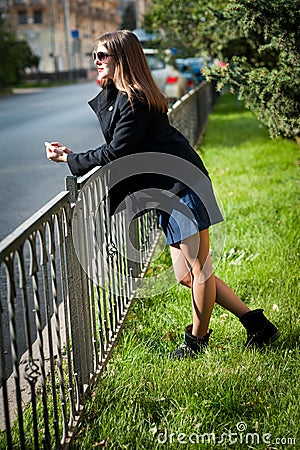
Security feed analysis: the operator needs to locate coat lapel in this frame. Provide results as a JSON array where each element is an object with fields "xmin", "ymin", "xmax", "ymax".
[{"xmin": 88, "ymin": 87, "xmax": 120, "ymax": 143}]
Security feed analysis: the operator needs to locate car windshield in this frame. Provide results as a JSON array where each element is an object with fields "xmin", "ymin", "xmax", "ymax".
[{"xmin": 145, "ymin": 55, "xmax": 165, "ymax": 70}]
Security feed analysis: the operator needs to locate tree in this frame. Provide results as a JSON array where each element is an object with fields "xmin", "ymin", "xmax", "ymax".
[
  {"xmin": 144, "ymin": 0, "xmax": 228, "ymax": 58},
  {"xmin": 0, "ymin": 18, "xmax": 40, "ymax": 88},
  {"xmin": 120, "ymin": 1, "xmax": 137, "ymax": 31},
  {"xmin": 145, "ymin": 0, "xmax": 300, "ymax": 139}
]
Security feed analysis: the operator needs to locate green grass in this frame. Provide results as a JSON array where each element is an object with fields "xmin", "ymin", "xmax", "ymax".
[{"xmin": 72, "ymin": 94, "xmax": 300, "ymax": 449}]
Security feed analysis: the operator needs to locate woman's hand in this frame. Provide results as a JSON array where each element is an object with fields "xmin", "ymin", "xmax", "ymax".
[{"xmin": 45, "ymin": 141, "xmax": 73, "ymax": 163}]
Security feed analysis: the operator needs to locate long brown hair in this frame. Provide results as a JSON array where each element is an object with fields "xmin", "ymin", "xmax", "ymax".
[{"xmin": 96, "ymin": 30, "xmax": 168, "ymax": 113}]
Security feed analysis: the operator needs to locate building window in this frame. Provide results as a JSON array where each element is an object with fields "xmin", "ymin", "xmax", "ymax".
[
  {"xmin": 33, "ymin": 10, "xmax": 42, "ymax": 24},
  {"xmin": 18, "ymin": 11, "xmax": 27, "ymax": 25}
]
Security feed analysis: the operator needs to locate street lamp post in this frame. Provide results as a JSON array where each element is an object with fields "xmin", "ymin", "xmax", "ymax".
[
  {"xmin": 49, "ymin": 0, "xmax": 58, "ymax": 73},
  {"xmin": 62, "ymin": 0, "xmax": 73, "ymax": 79}
]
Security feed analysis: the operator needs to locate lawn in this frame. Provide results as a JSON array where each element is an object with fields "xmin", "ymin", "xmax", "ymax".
[{"xmin": 72, "ymin": 94, "xmax": 300, "ymax": 449}]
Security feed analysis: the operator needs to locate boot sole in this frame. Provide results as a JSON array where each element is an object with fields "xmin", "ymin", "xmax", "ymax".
[
  {"xmin": 245, "ymin": 330, "xmax": 281, "ymax": 348},
  {"xmin": 267, "ymin": 330, "xmax": 281, "ymax": 344}
]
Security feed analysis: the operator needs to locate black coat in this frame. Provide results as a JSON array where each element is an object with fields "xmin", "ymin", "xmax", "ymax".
[{"xmin": 67, "ymin": 84, "xmax": 210, "ymax": 215}]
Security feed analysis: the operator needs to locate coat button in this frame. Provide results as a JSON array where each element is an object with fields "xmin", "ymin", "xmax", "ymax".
[{"xmin": 108, "ymin": 105, "xmax": 114, "ymax": 111}]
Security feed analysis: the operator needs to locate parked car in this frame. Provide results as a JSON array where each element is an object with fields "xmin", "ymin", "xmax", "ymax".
[
  {"xmin": 96, "ymin": 49, "xmax": 188, "ymax": 104},
  {"xmin": 184, "ymin": 57, "xmax": 206, "ymax": 83},
  {"xmin": 175, "ymin": 59, "xmax": 200, "ymax": 91},
  {"xmin": 182, "ymin": 57, "xmax": 226, "ymax": 83},
  {"xmin": 143, "ymin": 49, "xmax": 188, "ymax": 104}
]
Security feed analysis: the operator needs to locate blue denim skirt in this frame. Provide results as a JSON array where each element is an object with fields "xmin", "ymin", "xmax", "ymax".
[{"xmin": 157, "ymin": 187, "xmax": 223, "ymax": 245}]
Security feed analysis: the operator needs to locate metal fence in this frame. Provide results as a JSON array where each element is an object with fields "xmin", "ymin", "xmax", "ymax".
[{"xmin": 0, "ymin": 81, "xmax": 216, "ymax": 449}]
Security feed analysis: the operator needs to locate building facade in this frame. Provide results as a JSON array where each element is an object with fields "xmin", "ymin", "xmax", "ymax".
[
  {"xmin": 135, "ymin": 0, "xmax": 150, "ymax": 28},
  {"xmin": 0, "ymin": 0, "xmax": 121, "ymax": 72}
]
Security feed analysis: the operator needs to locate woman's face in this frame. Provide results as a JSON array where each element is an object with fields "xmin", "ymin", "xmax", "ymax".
[{"xmin": 94, "ymin": 43, "xmax": 115, "ymax": 83}]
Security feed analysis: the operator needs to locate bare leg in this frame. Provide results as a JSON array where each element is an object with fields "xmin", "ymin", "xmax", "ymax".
[
  {"xmin": 170, "ymin": 245, "xmax": 250, "ymax": 319},
  {"xmin": 171, "ymin": 230, "xmax": 215, "ymax": 338},
  {"xmin": 214, "ymin": 276, "xmax": 250, "ymax": 318},
  {"xmin": 170, "ymin": 241, "xmax": 279, "ymax": 349}
]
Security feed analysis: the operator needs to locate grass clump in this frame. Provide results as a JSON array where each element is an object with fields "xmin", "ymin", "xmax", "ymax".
[{"xmin": 72, "ymin": 94, "xmax": 299, "ymax": 449}]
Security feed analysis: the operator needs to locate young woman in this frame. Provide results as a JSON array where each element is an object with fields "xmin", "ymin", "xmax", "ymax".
[{"xmin": 46, "ymin": 30, "xmax": 280, "ymax": 359}]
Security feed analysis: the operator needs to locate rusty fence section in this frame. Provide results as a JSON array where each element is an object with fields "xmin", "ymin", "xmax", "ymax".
[{"xmin": 0, "ymin": 81, "xmax": 216, "ymax": 449}]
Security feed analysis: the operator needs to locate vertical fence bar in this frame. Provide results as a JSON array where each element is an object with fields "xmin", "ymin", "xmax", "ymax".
[
  {"xmin": 64, "ymin": 177, "xmax": 83, "ymax": 398},
  {"xmin": 6, "ymin": 257, "xmax": 26, "ymax": 449},
  {"xmin": 49, "ymin": 217, "xmax": 68, "ymax": 445},
  {"xmin": 39, "ymin": 225, "xmax": 60, "ymax": 448},
  {"xmin": 103, "ymin": 172, "xmax": 115, "ymax": 337},
  {"xmin": 93, "ymin": 178, "xmax": 105, "ymax": 361},
  {"xmin": 17, "ymin": 247, "xmax": 41, "ymax": 449},
  {"xmin": 30, "ymin": 235, "xmax": 52, "ymax": 449},
  {"xmin": 99, "ymin": 175, "xmax": 110, "ymax": 350},
  {"xmin": 87, "ymin": 186, "xmax": 100, "ymax": 372},
  {"xmin": 0, "ymin": 289, "xmax": 12, "ymax": 449},
  {"xmin": 78, "ymin": 191, "xmax": 93, "ymax": 382},
  {"xmin": 126, "ymin": 214, "xmax": 140, "ymax": 294},
  {"xmin": 57, "ymin": 208, "xmax": 76, "ymax": 428},
  {"xmin": 110, "ymin": 215, "xmax": 119, "ymax": 327}
]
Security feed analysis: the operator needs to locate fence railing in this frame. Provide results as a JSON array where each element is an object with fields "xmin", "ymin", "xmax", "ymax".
[{"xmin": 0, "ymin": 81, "xmax": 216, "ymax": 449}]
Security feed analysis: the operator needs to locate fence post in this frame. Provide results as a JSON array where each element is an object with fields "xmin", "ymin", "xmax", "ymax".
[
  {"xmin": 64, "ymin": 177, "xmax": 92, "ymax": 394},
  {"xmin": 125, "ymin": 214, "xmax": 140, "ymax": 296},
  {"xmin": 66, "ymin": 176, "xmax": 78, "ymax": 205}
]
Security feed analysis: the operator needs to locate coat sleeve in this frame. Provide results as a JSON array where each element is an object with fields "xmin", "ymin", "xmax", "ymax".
[{"xmin": 67, "ymin": 94, "xmax": 153, "ymax": 177}]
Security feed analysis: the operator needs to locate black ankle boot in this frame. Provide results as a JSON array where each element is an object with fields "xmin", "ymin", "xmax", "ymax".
[
  {"xmin": 239, "ymin": 309, "xmax": 280, "ymax": 348},
  {"xmin": 170, "ymin": 325, "xmax": 212, "ymax": 360}
]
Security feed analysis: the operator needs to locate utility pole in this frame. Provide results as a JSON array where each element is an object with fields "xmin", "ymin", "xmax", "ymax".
[
  {"xmin": 49, "ymin": 0, "xmax": 57, "ymax": 73},
  {"xmin": 62, "ymin": 0, "xmax": 73, "ymax": 79}
]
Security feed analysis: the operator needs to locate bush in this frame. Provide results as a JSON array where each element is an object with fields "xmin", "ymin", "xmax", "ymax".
[
  {"xmin": 0, "ymin": 18, "xmax": 40, "ymax": 88},
  {"xmin": 145, "ymin": 0, "xmax": 300, "ymax": 139}
]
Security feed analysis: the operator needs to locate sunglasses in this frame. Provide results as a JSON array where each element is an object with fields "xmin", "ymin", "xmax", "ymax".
[{"xmin": 92, "ymin": 51, "xmax": 113, "ymax": 63}]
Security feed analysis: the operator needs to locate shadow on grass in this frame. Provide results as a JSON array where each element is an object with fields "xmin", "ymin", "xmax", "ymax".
[
  {"xmin": 206, "ymin": 114, "xmax": 269, "ymax": 149},
  {"xmin": 275, "ymin": 331, "xmax": 300, "ymax": 350},
  {"xmin": 203, "ymin": 93, "xmax": 270, "ymax": 149},
  {"xmin": 213, "ymin": 94, "xmax": 245, "ymax": 114}
]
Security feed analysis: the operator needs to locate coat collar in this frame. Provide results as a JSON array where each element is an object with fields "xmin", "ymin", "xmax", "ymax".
[{"xmin": 88, "ymin": 81, "xmax": 119, "ymax": 115}]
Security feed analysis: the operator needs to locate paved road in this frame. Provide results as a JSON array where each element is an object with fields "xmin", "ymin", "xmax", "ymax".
[
  {"xmin": 0, "ymin": 81, "xmax": 106, "ymax": 384},
  {"xmin": 0, "ymin": 81, "xmax": 105, "ymax": 241}
]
